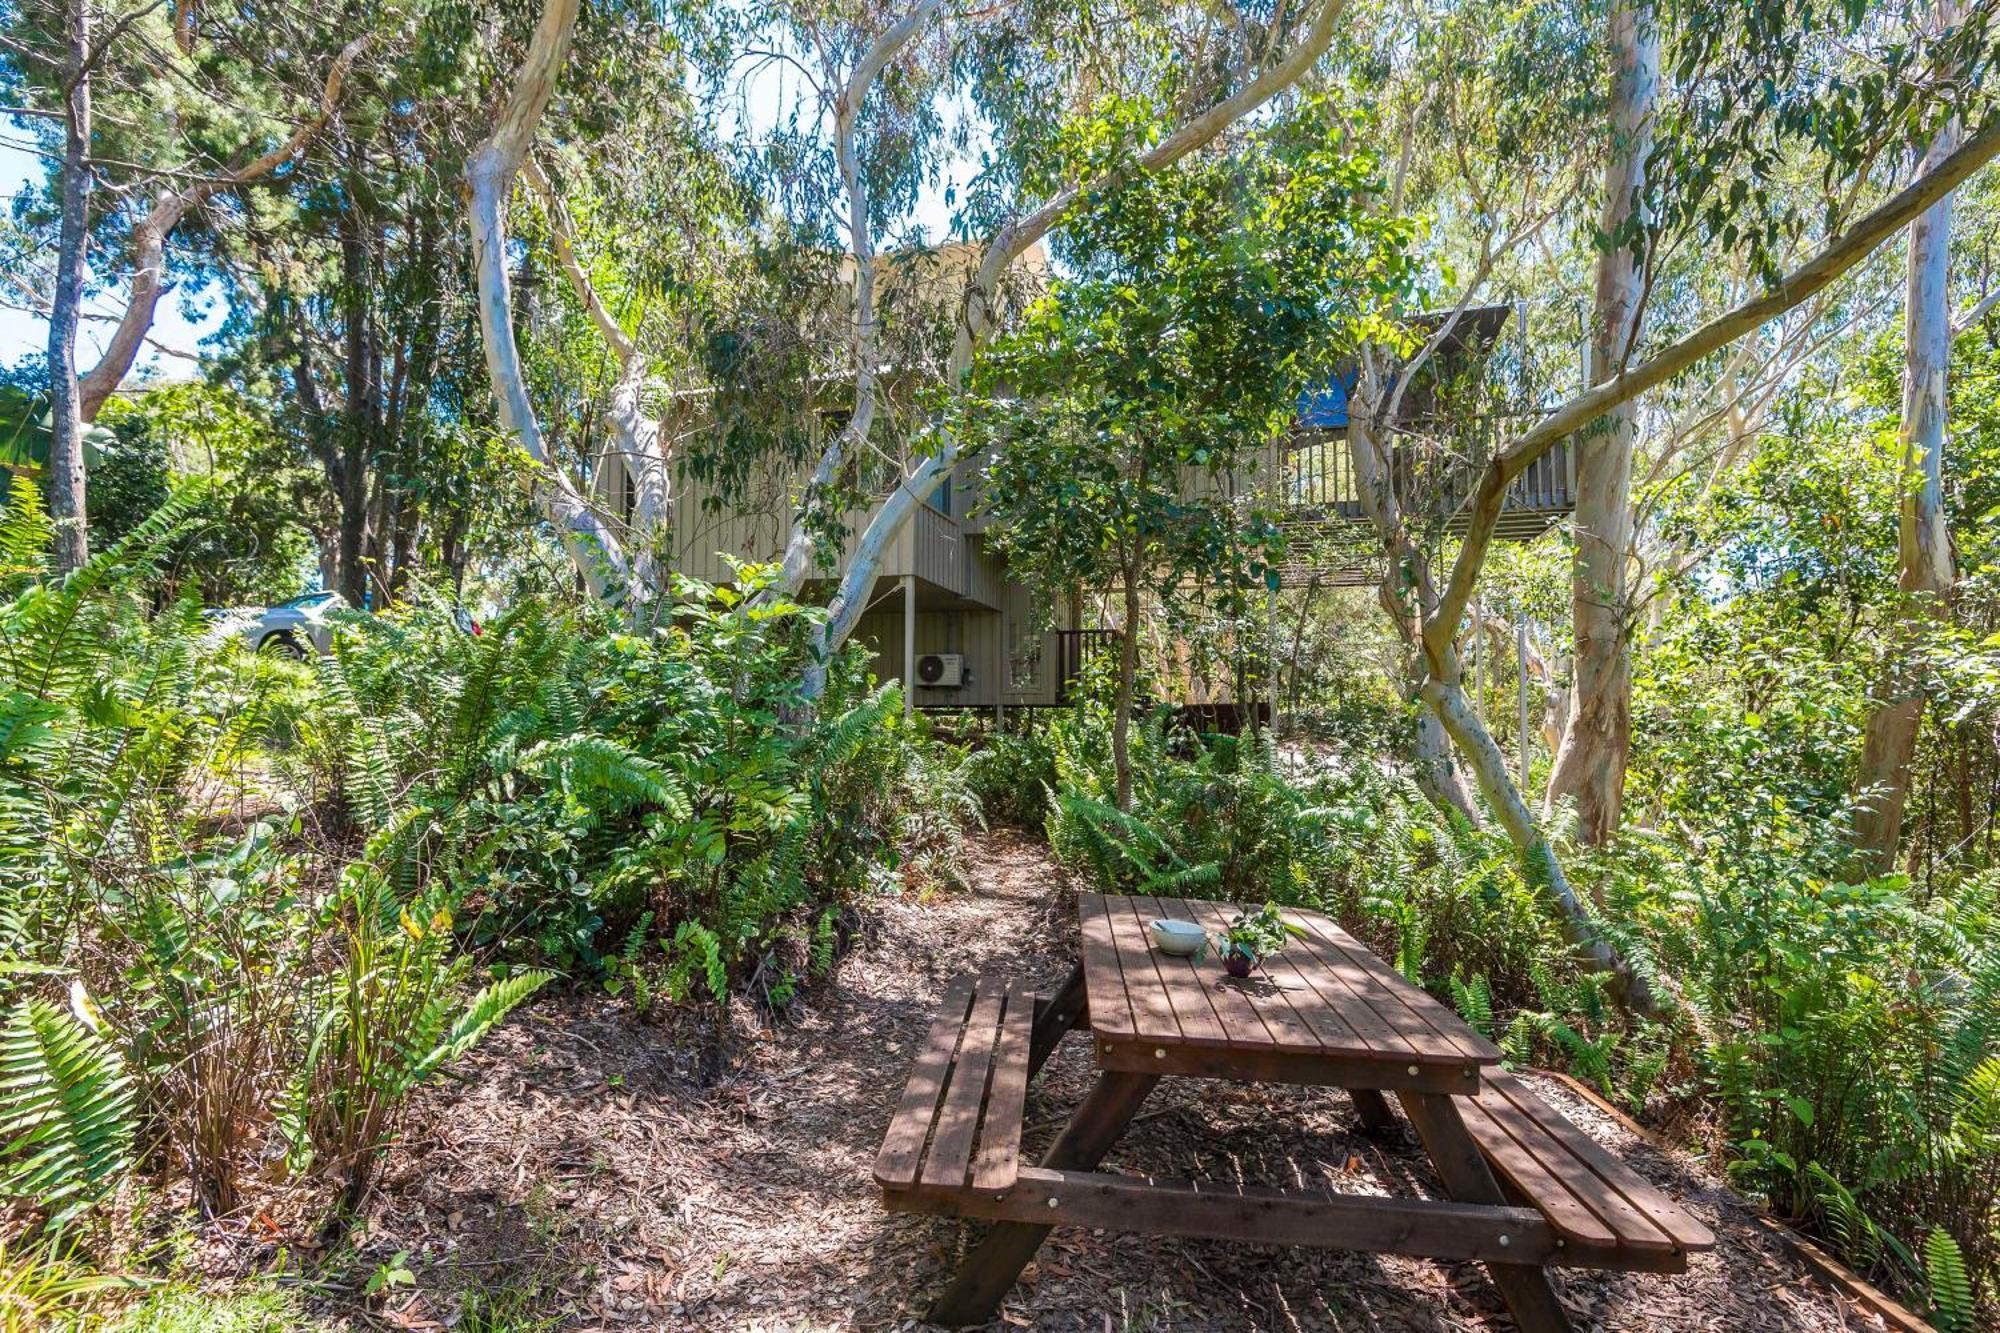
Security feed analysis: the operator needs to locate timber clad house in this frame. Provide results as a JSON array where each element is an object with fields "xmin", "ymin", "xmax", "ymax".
[{"xmin": 595, "ymin": 289, "xmax": 1576, "ymax": 717}]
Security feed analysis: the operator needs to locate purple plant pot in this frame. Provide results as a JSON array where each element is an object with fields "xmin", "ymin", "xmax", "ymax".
[{"xmin": 1223, "ymin": 952, "xmax": 1254, "ymax": 979}]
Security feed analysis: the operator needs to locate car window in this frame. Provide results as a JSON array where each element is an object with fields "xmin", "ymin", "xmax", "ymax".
[{"xmin": 276, "ymin": 591, "xmax": 336, "ymax": 610}]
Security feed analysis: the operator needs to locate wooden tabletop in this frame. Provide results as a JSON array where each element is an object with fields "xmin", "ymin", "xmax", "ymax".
[{"xmin": 1079, "ymin": 892, "xmax": 1501, "ymax": 1090}]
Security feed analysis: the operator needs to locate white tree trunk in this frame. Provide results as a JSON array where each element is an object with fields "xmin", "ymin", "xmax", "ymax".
[
  {"xmin": 46, "ymin": 0, "xmax": 91, "ymax": 574},
  {"xmin": 1853, "ymin": 72, "xmax": 1962, "ymax": 872},
  {"xmin": 1545, "ymin": 0, "xmax": 1656, "ymax": 846},
  {"xmin": 465, "ymin": 0, "xmax": 635, "ymax": 605},
  {"xmin": 772, "ymin": 2, "xmax": 944, "ymax": 599},
  {"xmin": 1345, "ymin": 367, "xmax": 1483, "ymax": 823},
  {"xmin": 525, "ymin": 160, "xmax": 674, "ymax": 607},
  {"xmin": 1345, "ymin": 365, "xmax": 1658, "ymax": 1006},
  {"xmin": 800, "ymin": 0, "xmax": 1347, "ymax": 703}
]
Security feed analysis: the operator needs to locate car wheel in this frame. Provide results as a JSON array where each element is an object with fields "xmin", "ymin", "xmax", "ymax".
[{"xmin": 259, "ymin": 631, "xmax": 307, "ymax": 660}]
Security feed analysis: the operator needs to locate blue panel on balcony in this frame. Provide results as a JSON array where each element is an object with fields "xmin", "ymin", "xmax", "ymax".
[{"xmin": 1296, "ymin": 368, "xmax": 1359, "ymax": 429}]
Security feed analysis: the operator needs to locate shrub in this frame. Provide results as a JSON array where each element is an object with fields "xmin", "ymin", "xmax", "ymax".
[{"xmin": 311, "ymin": 568, "xmax": 977, "ymax": 1000}]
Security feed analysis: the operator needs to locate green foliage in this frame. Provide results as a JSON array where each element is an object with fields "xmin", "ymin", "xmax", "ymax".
[
  {"xmin": 0, "ymin": 1236, "xmax": 139, "ymax": 1329},
  {"xmin": 288, "ymin": 833, "xmax": 554, "ymax": 1214},
  {"xmin": 1926, "ymin": 1228, "xmax": 1976, "ymax": 1333},
  {"xmin": 965, "ymin": 729, "xmax": 1058, "ymax": 826},
  {"xmin": 1216, "ymin": 903, "xmax": 1306, "ymax": 965},
  {"xmin": 0, "ymin": 997, "xmax": 137, "ymax": 1233},
  {"xmin": 94, "ymin": 1284, "xmax": 302, "ymax": 1333},
  {"xmin": 314, "ymin": 570, "xmax": 975, "ymax": 994}
]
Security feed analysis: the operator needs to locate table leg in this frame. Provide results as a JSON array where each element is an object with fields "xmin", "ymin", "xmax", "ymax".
[
  {"xmin": 1347, "ymin": 1087, "xmax": 1397, "ymax": 1134},
  {"xmin": 1398, "ymin": 1092, "xmax": 1573, "ymax": 1333},
  {"xmin": 927, "ymin": 1071, "xmax": 1157, "ymax": 1326},
  {"xmin": 1028, "ymin": 960, "xmax": 1088, "ymax": 1081}
]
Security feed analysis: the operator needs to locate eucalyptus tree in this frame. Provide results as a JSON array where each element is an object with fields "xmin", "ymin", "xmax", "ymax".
[
  {"xmin": 1542, "ymin": 0, "xmax": 1656, "ymax": 845},
  {"xmin": 467, "ymin": 0, "xmax": 1352, "ymax": 667},
  {"xmin": 4, "ymin": 0, "xmax": 94, "ymax": 571},
  {"xmin": 1854, "ymin": 0, "xmax": 1973, "ymax": 871},
  {"xmin": 1340, "ymin": 0, "xmax": 2000, "ymax": 1011},
  {"xmin": 962, "ymin": 104, "xmax": 1416, "ymax": 808},
  {"xmin": 1330, "ymin": 0, "xmax": 1603, "ymax": 822}
]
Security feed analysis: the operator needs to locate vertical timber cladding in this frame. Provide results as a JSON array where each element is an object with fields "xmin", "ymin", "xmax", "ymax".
[
  {"xmin": 848, "ymin": 541, "xmax": 1061, "ymax": 712},
  {"xmin": 854, "ymin": 604, "xmax": 1006, "ymax": 710}
]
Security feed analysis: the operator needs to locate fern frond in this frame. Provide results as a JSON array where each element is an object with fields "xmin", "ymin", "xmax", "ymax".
[
  {"xmin": 1923, "ymin": 1227, "xmax": 1974, "ymax": 1333},
  {"xmin": 0, "ymin": 998, "xmax": 136, "ymax": 1229},
  {"xmin": 404, "ymin": 970, "xmax": 553, "ymax": 1087}
]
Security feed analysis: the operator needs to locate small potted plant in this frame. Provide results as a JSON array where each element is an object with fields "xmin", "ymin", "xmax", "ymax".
[{"xmin": 1217, "ymin": 902, "xmax": 1305, "ymax": 978}]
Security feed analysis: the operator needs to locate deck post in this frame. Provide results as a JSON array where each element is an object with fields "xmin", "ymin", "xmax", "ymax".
[{"xmin": 902, "ymin": 574, "xmax": 915, "ymax": 719}]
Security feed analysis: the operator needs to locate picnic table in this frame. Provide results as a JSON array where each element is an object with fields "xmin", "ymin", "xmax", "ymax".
[{"xmin": 875, "ymin": 892, "xmax": 1713, "ymax": 1331}]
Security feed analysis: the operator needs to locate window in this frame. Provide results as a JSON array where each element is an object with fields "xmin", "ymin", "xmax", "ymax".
[{"xmin": 1007, "ymin": 615, "xmax": 1042, "ymax": 689}]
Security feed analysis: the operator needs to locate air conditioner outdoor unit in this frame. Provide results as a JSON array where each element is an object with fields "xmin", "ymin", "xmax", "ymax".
[{"xmin": 916, "ymin": 652, "xmax": 965, "ymax": 688}]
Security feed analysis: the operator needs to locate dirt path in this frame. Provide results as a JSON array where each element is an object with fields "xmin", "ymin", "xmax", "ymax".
[{"xmin": 382, "ymin": 830, "xmax": 1897, "ymax": 1332}]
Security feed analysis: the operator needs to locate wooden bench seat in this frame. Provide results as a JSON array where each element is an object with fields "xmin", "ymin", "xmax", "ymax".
[
  {"xmin": 1456, "ymin": 1070, "xmax": 1715, "ymax": 1267},
  {"xmin": 875, "ymin": 976, "xmax": 1035, "ymax": 1200}
]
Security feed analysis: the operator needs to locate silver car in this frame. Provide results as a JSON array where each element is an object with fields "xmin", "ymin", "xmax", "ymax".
[{"xmin": 214, "ymin": 590, "xmax": 347, "ymax": 658}]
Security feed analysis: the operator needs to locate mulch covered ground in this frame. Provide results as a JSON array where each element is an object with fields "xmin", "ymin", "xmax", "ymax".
[{"xmin": 365, "ymin": 829, "xmax": 1895, "ymax": 1331}]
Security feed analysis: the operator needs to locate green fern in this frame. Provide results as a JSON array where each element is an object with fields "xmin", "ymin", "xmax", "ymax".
[
  {"xmin": 1951, "ymin": 1055, "xmax": 2000, "ymax": 1153},
  {"xmin": 1449, "ymin": 973, "xmax": 1496, "ymax": 1039},
  {"xmin": 1923, "ymin": 1227, "xmax": 1975, "ymax": 1333},
  {"xmin": 519, "ymin": 735, "xmax": 692, "ymax": 820},
  {"xmin": 1806, "ymin": 1163, "xmax": 1884, "ymax": 1271},
  {"xmin": 404, "ymin": 970, "xmax": 553, "ymax": 1086},
  {"xmin": 666, "ymin": 922, "xmax": 728, "ymax": 1005},
  {"xmin": 0, "ymin": 997, "xmax": 137, "ymax": 1231}
]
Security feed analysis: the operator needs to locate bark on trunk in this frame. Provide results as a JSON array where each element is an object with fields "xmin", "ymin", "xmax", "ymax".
[
  {"xmin": 1853, "ymin": 87, "xmax": 1962, "ymax": 873},
  {"xmin": 1114, "ymin": 570, "xmax": 1140, "ymax": 812},
  {"xmin": 1545, "ymin": 0, "xmax": 1656, "ymax": 845},
  {"xmin": 47, "ymin": 0, "xmax": 92, "ymax": 575},
  {"xmin": 464, "ymin": 0, "xmax": 635, "ymax": 604},
  {"xmin": 336, "ymin": 183, "xmax": 377, "ymax": 604},
  {"xmin": 1411, "ymin": 683, "xmax": 1481, "ymax": 824}
]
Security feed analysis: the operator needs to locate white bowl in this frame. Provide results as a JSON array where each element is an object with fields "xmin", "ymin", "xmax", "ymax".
[{"xmin": 1150, "ymin": 918, "xmax": 1208, "ymax": 957}]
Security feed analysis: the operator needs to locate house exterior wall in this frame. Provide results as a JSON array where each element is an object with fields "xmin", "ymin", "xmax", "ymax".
[{"xmin": 850, "ymin": 571, "xmax": 1066, "ymax": 711}]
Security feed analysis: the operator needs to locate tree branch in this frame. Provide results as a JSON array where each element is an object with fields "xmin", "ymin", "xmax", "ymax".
[
  {"xmin": 1425, "ymin": 113, "xmax": 2000, "ymax": 659},
  {"xmin": 951, "ymin": 0, "xmax": 1345, "ymax": 379},
  {"xmin": 77, "ymin": 32, "xmax": 369, "ymax": 420},
  {"xmin": 523, "ymin": 157, "xmax": 634, "ymax": 360},
  {"xmin": 465, "ymin": 0, "xmax": 635, "ymax": 604}
]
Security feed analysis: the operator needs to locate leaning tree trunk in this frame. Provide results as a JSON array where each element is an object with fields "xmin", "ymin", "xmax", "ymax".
[
  {"xmin": 1545, "ymin": 0, "xmax": 1657, "ymax": 845},
  {"xmin": 1346, "ymin": 366, "xmax": 1482, "ymax": 824},
  {"xmin": 1853, "ymin": 95, "xmax": 1961, "ymax": 873},
  {"xmin": 464, "ymin": 0, "xmax": 635, "ymax": 605},
  {"xmin": 1421, "ymin": 672, "xmax": 1656, "ymax": 1014},
  {"xmin": 46, "ymin": 0, "xmax": 92, "ymax": 575}
]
